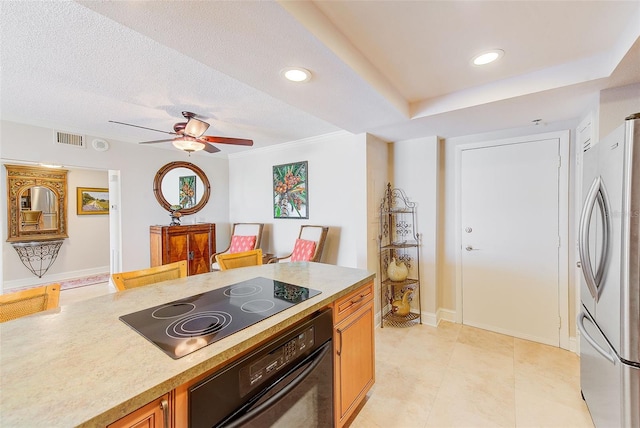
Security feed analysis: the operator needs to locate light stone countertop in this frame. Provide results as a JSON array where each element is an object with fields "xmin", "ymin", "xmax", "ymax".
[{"xmin": 0, "ymin": 262, "xmax": 374, "ymax": 427}]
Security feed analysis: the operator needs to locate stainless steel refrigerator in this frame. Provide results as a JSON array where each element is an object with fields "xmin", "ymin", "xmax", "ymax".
[{"xmin": 577, "ymin": 112, "xmax": 640, "ymax": 427}]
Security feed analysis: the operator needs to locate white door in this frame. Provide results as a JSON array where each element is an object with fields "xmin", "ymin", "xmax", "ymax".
[{"xmin": 461, "ymin": 138, "xmax": 560, "ymax": 345}]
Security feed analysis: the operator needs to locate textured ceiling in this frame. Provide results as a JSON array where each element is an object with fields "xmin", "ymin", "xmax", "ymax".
[{"xmin": 1, "ymin": 1, "xmax": 639, "ymax": 156}]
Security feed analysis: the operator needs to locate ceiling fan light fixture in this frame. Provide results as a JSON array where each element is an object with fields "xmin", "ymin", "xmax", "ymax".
[
  {"xmin": 281, "ymin": 67, "xmax": 312, "ymax": 83},
  {"xmin": 172, "ymin": 136, "xmax": 206, "ymax": 153},
  {"xmin": 184, "ymin": 117, "xmax": 210, "ymax": 138},
  {"xmin": 472, "ymin": 49, "xmax": 504, "ymax": 66}
]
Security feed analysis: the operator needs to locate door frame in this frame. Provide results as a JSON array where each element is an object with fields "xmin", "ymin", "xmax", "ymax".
[{"xmin": 454, "ymin": 130, "xmax": 570, "ymax": 350}]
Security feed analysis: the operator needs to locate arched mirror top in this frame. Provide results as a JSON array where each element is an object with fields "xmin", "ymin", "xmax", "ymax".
[
  {"xmin": 6, "ymin": 164, "xmax": 68, "ymax": 242},
  {"xmin": 153, "ymin": 161, "xmax": 211, "ymax": 215}
]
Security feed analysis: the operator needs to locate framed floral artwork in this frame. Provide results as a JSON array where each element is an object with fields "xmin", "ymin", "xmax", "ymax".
[
  {"xmin": 77, "ymin": 187, "xmax": 109, "ymax": 215},
  {"xmin": 273, "ymin": 161, "xmax": 308, "ymax": 219},
  {"xmin": 179, "ymin": 175, "xmax": 196, "ymax": 209}
]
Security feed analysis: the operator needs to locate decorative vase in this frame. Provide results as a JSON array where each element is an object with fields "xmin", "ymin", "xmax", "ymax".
[
  {"xmin": 392, "ymin": 289, "xmax": 414, "ymax": 317},
  {"xmin": 169, "ymin": 205, "xmax": 182, "ymax": 226},
  {"xmin": 387, "ymin": 257, "xmax": 409, "ymax": 282}
]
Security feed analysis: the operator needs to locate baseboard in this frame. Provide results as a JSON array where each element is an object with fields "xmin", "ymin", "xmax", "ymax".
[
  {"xmin": 3, "ymin": 266, "xmax": 110, "ymax": 293},
  {"xmin": 571, "ymin": 335, "xmax": 579, "ymax": 355},
  {"xmin": 421, "ymin": 310, "xmax": 438, "ymax": 327},
  {"xmin": 436, "ymin": 308, "xmax": 456, "ymax": 325}
]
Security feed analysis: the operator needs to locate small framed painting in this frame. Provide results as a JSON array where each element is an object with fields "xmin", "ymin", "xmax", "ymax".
[
  {"xmin": 179, "ymin": 175, "xmax": 197, "ymax": 209},
  {"xmin": 273, "ymin": 161, "xmax": 308, "ymax": 219},
  {"xmin": 77, "ymin": 187, "xmax": 109, "ymax": 215}
]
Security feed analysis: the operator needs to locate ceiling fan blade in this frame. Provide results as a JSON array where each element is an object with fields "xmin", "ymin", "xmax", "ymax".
[
  {"xmin": 109, "ymin": 120, "xmax": 177, "ymax": 135},
  {"xmin": 200, "ymin": 136, "xmax": 254, "ymax": 146},
  {"xmin": 202, "ymin": 142, "xmax": 221, "ymax": 154},
  {"xmin": 139, "ymin": 139, "xmax": 174, "ymax": 144}
]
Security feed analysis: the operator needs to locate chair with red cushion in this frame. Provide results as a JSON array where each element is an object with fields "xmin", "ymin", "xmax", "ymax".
[
  {"xmin": 211, "ymin": 223, "xmax": 264, "ymax": 271},
  {"xmin": 268, "ymin": 225, "xmax": 329, "ymax": 264}
]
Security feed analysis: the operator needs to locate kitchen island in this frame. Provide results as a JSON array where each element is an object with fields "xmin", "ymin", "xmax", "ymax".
[{"xmin": 0, "ymin": 262, "xmax": 374, "ymax": 427}]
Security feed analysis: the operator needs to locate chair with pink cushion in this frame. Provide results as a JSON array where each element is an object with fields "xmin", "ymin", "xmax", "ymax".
[
  {"xmin": 268, "ymin": 225, "xmax": 329, "ymax": 264},
  {"xmin": 211, "ymin": 223, "xmax": 264, "ymax": 271}
]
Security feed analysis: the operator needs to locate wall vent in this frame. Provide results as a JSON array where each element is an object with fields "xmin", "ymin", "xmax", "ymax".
[{"xmin": 54, "ymin": 130, "xmax": 86, "ymax": 148}]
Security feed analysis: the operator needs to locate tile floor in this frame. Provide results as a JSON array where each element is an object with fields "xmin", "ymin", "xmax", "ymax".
[
  {"xmin": 350, "ymin": 322, "xmax": 595, "ymax": 428},
  {"xmin": 60, "ymin": 285, "xmax": 595, "ymax": 428}
]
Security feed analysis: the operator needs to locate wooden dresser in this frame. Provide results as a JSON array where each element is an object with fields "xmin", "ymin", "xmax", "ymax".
[{"xmin": 150, "ymin": 223, "xmax": 215, "ymax": 276}]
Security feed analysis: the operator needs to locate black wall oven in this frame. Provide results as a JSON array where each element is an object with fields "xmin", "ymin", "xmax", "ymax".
[{"xmin": 189, "ymin": 308, "xmax": 334, "ymax": 427}]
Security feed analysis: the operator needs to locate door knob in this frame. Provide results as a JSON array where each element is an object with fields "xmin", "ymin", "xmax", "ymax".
[
  {"xmin": 464, "ymin": 227, "xmax": 473, "ymax": 233},
  {"xmin": 465, "ymin": 246, "xmax": 475, "ymax": 251}
]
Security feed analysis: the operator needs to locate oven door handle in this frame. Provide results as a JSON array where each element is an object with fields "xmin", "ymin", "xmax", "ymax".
[{"xmin": 223, "ymin": 341, "xmax": 331, "ymax": 428}]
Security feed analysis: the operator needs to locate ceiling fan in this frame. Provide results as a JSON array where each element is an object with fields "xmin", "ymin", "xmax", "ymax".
[{"xmin": 109, "ymin": 111, "xmax": 253, "ymax": 154}]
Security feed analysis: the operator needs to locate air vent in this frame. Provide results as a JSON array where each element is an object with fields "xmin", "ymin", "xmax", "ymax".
[
  {"xmin": 54, "ymin": 130, "xmax": 86, "ymax": 148},
  {"xmin": 582, "ymin": 137, "xmax": 592, "ymax": 153}
]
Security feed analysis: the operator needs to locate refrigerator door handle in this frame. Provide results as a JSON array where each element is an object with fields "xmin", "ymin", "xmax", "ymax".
[
  {"xmin": 577, "ymin": 311, "xmax": 617, "ymax": 365},
  {"xmin": 594, "ymin": 186, "xmax": 611, "ymax": 288},
  {"xmin": 578, "ymin": 177, "xmax": 611, "ymax": 301}
]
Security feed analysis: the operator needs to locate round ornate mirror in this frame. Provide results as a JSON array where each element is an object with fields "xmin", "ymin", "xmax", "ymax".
[{"xmin": 153, "ymin": 161, "xmax": 211, "ymax": 215}]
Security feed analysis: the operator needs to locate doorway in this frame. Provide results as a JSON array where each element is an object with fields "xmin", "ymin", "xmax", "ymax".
[{"xmin": 455, "ymin": 131, "xmax": 569, "ymax": 348}]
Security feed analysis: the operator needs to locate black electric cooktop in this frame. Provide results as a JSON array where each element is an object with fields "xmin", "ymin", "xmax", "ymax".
[{"xmin": 120, "ymin": 277, "xmax": 321, "ymax": 359}]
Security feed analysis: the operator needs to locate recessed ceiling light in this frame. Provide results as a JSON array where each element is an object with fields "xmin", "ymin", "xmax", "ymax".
[
  {"xmin": 281, "ymin": 67, "xmax": 312, "ymax": 83},
  {"xmin": 472, "ymin": 49, "xmax": 504, "ymax": 66}
]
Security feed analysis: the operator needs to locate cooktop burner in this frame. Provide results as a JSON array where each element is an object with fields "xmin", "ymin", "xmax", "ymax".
[{"xmin": 119, "ymin": 277, "xmax": 321, "ymax": 359}]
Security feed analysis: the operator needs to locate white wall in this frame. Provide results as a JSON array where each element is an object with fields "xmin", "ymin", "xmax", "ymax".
[
  {"xmin": 228, "ymin": 131, "xmax": 369, "ymax": 269},
  {"xmin": 392, "ymin": 136, "xmax": 440, "ymax": 324},
  {"xmin": 1, "ymin": 120, "xmax": 230, "ymax": 290},
  {"xmin": 366, "ymin": 134, "xmax": 390, "ymax": 321}
]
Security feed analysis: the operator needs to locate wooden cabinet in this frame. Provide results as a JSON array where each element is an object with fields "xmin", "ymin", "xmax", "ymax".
[
  {"xmin": 107, "ymin": 394, "xmax": 170, "ymax": 428},
  {"xmin": 150, "ymin": 224, "xmax": 215, "ymax": 276},
  {"xmin": 333, "ymin": 281, "xmax": 375, "ymax": 427}
]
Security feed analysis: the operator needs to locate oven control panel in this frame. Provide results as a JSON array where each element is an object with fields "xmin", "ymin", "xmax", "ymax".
[{"xmin": 239, "ymin": 326, "xmax": 314, "ymax": 396}]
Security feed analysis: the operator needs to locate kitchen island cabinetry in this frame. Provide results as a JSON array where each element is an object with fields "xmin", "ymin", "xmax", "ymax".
[
  {"xmin": 150, "ymin": 223, "xmax": 215, "ymax": 276},
  {"xmin": 107, "ymin": 394, "xmax": 170, "ymax": 428},
  {"xmin": 0, "ymin": 263, "xmax": 374, "ymax": 427},
  {"xmin": 333, "ymin": 281, "xmax": 375, "ymax": 427}
]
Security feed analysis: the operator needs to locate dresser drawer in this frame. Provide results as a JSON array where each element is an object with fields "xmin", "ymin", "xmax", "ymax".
[{"xmin": 333, "ymin": 281, "xmax": 374, "ymax": 324}]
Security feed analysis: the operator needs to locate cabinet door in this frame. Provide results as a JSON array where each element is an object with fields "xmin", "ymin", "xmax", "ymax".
[
  {"xmin": 107, "ymin": 394, "xmax": 170, "ymax": 428},
  {"xmin": 334, "ymin": 301, "xmax": 375, "ymax": 427},
  {"xmin": 166, "ymin": 233, "xmax": 189, "ymax": 264},
  {"xmin": 188, "ymin": 229, "xmax": 212, "ymax": 275}
]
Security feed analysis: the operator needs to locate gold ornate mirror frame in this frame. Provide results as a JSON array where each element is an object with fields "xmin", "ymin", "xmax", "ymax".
[
  {"xmin": 6, "ymin": 164, "xmax": 69, "ymax": 242},
  {"xmin": 153, "ymin": 161, "xmax": 211, "ymax": 215}
]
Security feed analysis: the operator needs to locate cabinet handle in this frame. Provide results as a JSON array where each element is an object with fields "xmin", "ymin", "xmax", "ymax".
[
  {"xmin": 188, "ymin": 251, "xmax": 194, "ymax": 261},
  {"xmin": 350, "ymin": 294, "xmax": 365, "ymax": 305},
  {"xmin": 336, "ymin": 328, "xmax": 343, "ymax": 356},
  {"xmin": 160, "ymin": 398, "xmax": 169, "ymax": 428}
]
